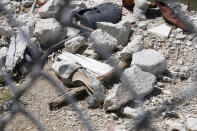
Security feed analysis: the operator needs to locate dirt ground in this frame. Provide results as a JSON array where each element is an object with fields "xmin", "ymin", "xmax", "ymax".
[{"xmin": 1, "ymin": 1, "xmax": 197, "ymax": 131}]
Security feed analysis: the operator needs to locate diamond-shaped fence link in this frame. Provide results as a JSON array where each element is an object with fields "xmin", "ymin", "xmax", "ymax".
[{"xmin": 0, "ymin": 0, "xmax": 196, "ymax": 131}]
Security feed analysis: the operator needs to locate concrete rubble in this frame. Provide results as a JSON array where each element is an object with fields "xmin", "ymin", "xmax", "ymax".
[
  {"xmin": 97, "ymin": 21, "xmax": 131, "ymax": 46},
  {"xmin": 34, "ymin": 18, "xmax": 65, "ymax": 50},
  {"xmin": 64, "ymin": 36, "xmax": 87, "ymax": 54},
  {"xmin": 148, "ymin": 24, "xmax": 172, "ymax": 38},
  {"xmin": 132, "ymin": 49, "xmax": 167, "ymax": 74},
  {"xmin": 88, "ymin": 29, "xmax": 119, "ymax": 51},
  {"xmin": 121, "ymin": 106, "xmax": 144, "ymax": 119},
  {"xmin": 165, "ymin": 120, "xmax": 186, "ymax": 131},
  {"xmin": 120, "ymin": 35, "xmax": 144, "ymax": 61},
  {"xmin": 0, "ymin": 19, "xmax": 13, "ymax": 39},
  {"xmin": 5, "ymin": 26, "xmax": 30, "ymax": 72},
  {"xmin": 0, "ymin": 47, "xmax": 8, "ymax": 64},
  {"xmin": 0, "ymin": 0, "xmax": 197, "ymax": 130},
  {"xmin": 104, "ymin": 66, "xmax": 156, "ymax": 111},
  {"xmin": 185, "ymin": 117, "xmax": 197, "ymax": 131},
  {"xmin": 133, "ymin": 0, "xmax": 150, "ymax": 21},
  {"xmin": 37, "ymin": 0, "xmax": 61, "ymax": 18}
]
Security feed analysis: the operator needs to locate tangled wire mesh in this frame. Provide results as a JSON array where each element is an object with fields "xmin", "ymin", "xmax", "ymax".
[{"xmin": 0, "ymin": 0, "xmax": 197, "ymax": 131}]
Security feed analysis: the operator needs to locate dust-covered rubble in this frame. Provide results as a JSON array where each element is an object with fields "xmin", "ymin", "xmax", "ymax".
[{"xmin": 0, "ymin": 0, "xmax": 197, "ymax": 130}]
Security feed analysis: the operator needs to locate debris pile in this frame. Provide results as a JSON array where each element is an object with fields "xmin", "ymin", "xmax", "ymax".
[{"xmin": 0, "ymin": 0, "xmax": 197, "ymax": 130}]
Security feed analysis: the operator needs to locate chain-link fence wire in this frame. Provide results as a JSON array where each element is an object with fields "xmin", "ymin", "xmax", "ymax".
[{"xmin": 0, "ymin": 0, "xmax": 197, "ymax": 130}]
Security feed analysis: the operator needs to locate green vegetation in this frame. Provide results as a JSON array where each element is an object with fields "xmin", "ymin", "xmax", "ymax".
[
  {"xmin": 0, "ymin": 89, "xmax": 12, "ymax": 101},
  {"xmin": 0, "ymin": 76, "xmax": 3, "ymax": 83}
]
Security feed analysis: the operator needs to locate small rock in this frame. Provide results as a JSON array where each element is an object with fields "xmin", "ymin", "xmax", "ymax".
[
  {"xmin": 148, "ymin": 24, "xmax": 171, "ymax": 38},
  {"xmin": 133, "ymin": 0, "xmax": 150, "ymax": 21},
  {"xmin": 185, "ymin": 41, "xmax": 193, "ymax": 46},
  {"xmin": 111, "ymin": 113, "xmax": 118, "ymax": 120},
  {"xmin": 163, "ymin": 76, "xmax": 173, "ymax": 83},
  {"xmin": 173, "ymin": 40, "xmax": 182, "ymax": 45},
  {"xmin": 97, "ymin": 21, "xmax": 131, "ymax": 46},
  {"xmin": 37, "ymin": 0, "xmax": 61, "ymax": 18},
  {"xmin": 132, "ymin": 49, "xmax": 167, "ymax": 74},
  {"xmin": 186, "ymin": 117, "xmax": 197, "ymax": 131},
  {"xmin": 106, "ymin": 124, "xmax": 128, "ymax": 131},
  {"xmin": 120, "ymin": 35, "xmax": 144, "ymax": 61},
  {"xmin": 0, "ymin": 0, "xmax": 12, "ymax": 13},
  {"xmin": 157, "ymin": 82, "xmax": 165, "ymax": 88},
  {"xmin": 178, "ymin": 67, "xmax": 190, "ymax": 80},
  {"xmin": 70, "ymin": 0, "xmax": 87, "ymax": 8},
  {"xmin": 0, "ymin": 19, "xmax": 13, "ymax": 39},
  {"xmin": 178, "ymin": 59, "xmax": 184, "ymax": 65},
  {"xmin": 104, "ymin": 66, "xmax": 156, "ymax": 111},
  {"xmin": 174, "ymin": 28, "xmax": 183, "ymax": 33},
  {"xmin": 176, "ymin": 34, "xmax": 186, "ymax": 39},
  {"xmin": 162, "ymin": 111, "xmax": 179, "ymax": 118},
  {"xmin": 83, "ymin": 48, "xmax": 99, "ymax": 60},
  {"xmin": 165, "ymin": 120, "xmax": 186, "ymax": 131},
  {"xmin": 115, "ymin": 124, "xmax": 128, "ymax": 131},
  {"xmin": 0, "ymin": 36, "xmax": 8, "ymax": 47},
  {"xmin": 171, "ymin": 71, "xmax": 179, "ymax": 77},
  {"xmin": 64, "ymin": 36, "xmax": 87, "ymax": 54},
  {"xmin": 121, "ymin": 107, "xmax": 143, "ymax": 119},
  {"xmin": 22, "ymin": 0, "xmax": 34, "ymax": 7},
  {"xmin": 105, "ymin": 114, "xmax": 110, "ymax": 119},
  {"xmin": 88, "ymin": 29, "xmax": 119, "ymax": 51},
  {"xmin": 65, "ymin": 27, "xmax": 80, "ymax": 37},
  {"xmin": 138, "ymin": 21, "xmax": 147, "ymax": 29}
]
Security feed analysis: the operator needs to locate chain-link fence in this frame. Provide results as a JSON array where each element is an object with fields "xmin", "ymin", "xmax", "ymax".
[{"xmin": 0, "ymin": 0, "xmax": 197, "ymax": 130}]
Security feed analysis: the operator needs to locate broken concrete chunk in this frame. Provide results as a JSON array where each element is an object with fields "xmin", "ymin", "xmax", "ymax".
[
  {"xmin": 121, "ymin": 107, "xmax": 144, "ymax": 119},
  {"xmin": 0, "ymin": 19, "xmax": 13, "ymax": 39},
  {"xmin": 185, "ymin": 117, "xmax": 197, "ymax": 131},
  {"xmin": 104, "ymin": 84, "xmax": 120, "ymax": 111},
  {"xmin": 34, "ymin": 18, "xmax": 65, "ymax": 50},
  {"xmin": 132, "ymin": 49, "xmax": 167, "ymax": 74},
  {"xmin": 52, "ymin": 61, "xmax": 82, "ymax": 84},
  {"xmin": 34, "ymin": 18, "xmax": 62, "ymax": 38},
  {"xmin": 0, "ymin": 47, "xmax": 8, "ymax": 65},
  {"xmin": 0, "ymin": 0, "xmax": 11, "ymax": 13},
  {"xmin": 121, "ymin": 66, "xmax": 156, "ymax": 97},
  {"xmin": 88, "ymin": 29, "xmax": 119, "ymax": 51},
  {"xmin": 70, "ymin": 0, "xmax": 87, "ymax": 8},
  {"xmin": 97, "ymin": 21, "xmax": 131, "ymax": 46},
  {"xmin": 165, "ymin": 120, "xmax": 186, "ymax": 131},
  {"xmin": 148, "ymin": 24, "xmax": 172, "ymax": 38},
  {"xmin": 65, "ymin": 27, "xmax": 80, "ymax": 37},
  {"xmin": 104, "ymin": 66, "xmax": 156, "ymax": 111},
  {"xmin": 22, "ymin": 0, "xmax": 34, "ymax": 7},
  {"xmin": 120, "ymin": 35, "xmax": 144, "ymax": 61},
  {"xmin": 37, "ymin": 0, "xmax": 60, "ymax": 18},
  {"xmin": 54, "ymin": 52, "xmax": 113, "ymax": 77},
  {"xmin": 5, "ymin": 26, "xmax": 30, "ymax": 73},
  {"xmin": 133, "ymin": 0, "xmax": 150, "ymax": 21},
  {"xmin": 14, "ymin": 26, "xmax": 30, "ymax": 65},
  {"xmin": 5, "ymin": 35, "xmax": 16, "ymax": 72},
  {"xmin": 0, "ymin": 36, "xmax": 8, "ymax": 47},
  {"xmin": 64, "ymin": 36, "xmax": 87, "ymax": 54}
]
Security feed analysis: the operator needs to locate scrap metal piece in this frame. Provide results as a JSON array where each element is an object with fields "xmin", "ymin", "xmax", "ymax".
[
  {"xmin": 156, "ymin": 0, "xmax": 194, "ymax": 32},
  {"xmin": 73, "ymin": 3, "xmax": 122, "ymax": 29}
]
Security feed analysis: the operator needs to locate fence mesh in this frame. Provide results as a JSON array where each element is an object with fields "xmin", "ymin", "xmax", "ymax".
[{"xmin": 0, "ymin": 0, "xmax": 197, "ymax": 131}]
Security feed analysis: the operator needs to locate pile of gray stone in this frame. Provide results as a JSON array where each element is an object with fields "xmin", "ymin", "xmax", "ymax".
[{"xmin": 1, "ymin": 0, "xmax": 197, "ymax": 130}]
